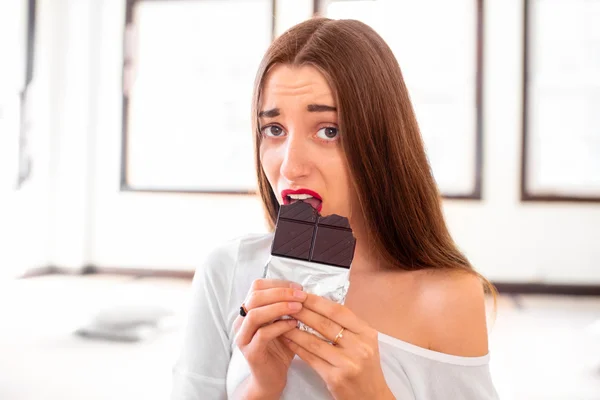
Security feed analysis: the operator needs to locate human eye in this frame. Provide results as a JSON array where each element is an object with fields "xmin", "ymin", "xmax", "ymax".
[
  {"xmin": 316, "ymin": 126, "xmax": 339, "ymax": 141},
  {"xmin": 260, "ymin": 125, "xmax": 286, "ymax": 137}
]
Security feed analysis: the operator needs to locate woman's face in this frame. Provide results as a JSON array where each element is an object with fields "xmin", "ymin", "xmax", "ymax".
[{"xmin": 259, "ymin": 64, "xmax": 354, "ymax": 220}]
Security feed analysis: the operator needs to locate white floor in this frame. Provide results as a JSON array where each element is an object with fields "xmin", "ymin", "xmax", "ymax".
[
  {"xmin": 488, "ymin": 295, "xmax": 600, "ymax": 399},
  {"xmin": 0, "ymin": 275, "xmax": 190, "ymax": 400},
  {"xmin": 1, "ymin": 275, "xmax": 599, "ymax": 400}
]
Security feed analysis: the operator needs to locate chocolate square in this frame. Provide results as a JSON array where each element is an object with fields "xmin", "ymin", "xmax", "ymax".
[
  {"xmin": 310, "ymin": 226, "xmax": 356, "ymax": 268},
  {"xmin": 271, "ymin": 219, "xmax": 315, "ymax": 260}
]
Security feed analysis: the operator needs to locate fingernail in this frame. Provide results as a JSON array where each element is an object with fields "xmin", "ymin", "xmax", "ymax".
[
  {"xmin": 288, "ymin": 302, "xmax": 302, "ymax": 311},
  {"xmin": 293, "ymin": 290, "xmax": 307, "ymax": 300},
  {"xmin": 290, "ymin": 282, "xmax": 303, "ymax": 290}
]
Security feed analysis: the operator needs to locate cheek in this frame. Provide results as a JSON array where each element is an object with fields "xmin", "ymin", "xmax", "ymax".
[
  {"xmin": 323, "ymin": 154, "xmax": 352, "ymax": 201},
  {"xmin": 337, "ymin": 164, "xmax": 356, "ymax": 213},
  {"xmin": 259, "ymin": 145, "xmax": 280, "ymax": 184}
]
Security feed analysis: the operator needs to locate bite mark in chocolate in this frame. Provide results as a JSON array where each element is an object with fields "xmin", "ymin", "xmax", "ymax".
[
  {"xmin": 278, "ymin": 200, "xmax": 318, "ymax": 223},
  {"xmin": 318, "ymin": 214, "xmax": 351, "ymax": 229},
  {"xmin": 271, "ymin": 201, "xmax": 356, "ymax": 268}
]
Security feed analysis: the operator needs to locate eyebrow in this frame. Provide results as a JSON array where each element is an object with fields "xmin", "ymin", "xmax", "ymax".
[
  {"xmin": 307, "ymin": 104, "xmax": 337, "ymax": 112},
  {"xmin": 258, "ymin": 108, "xmax": 280, "ymax": 118},
  {"xmin": 258, "ymin": 104, "xmax": 337, "ymax": 118}
]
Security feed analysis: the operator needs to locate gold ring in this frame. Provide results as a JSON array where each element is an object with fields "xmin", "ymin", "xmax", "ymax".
[{"xmin": 333, "ymin": 327, "xmax": 345, "ymax": 345}]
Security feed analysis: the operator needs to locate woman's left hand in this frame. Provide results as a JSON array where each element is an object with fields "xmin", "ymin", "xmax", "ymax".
[{"xmin": 281, "ymin": 293, "xmax": 396, "ymax": 400}]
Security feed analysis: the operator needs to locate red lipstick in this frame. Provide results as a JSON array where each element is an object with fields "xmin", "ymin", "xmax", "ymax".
[{"xmin": 281, "ymin": 188, "xmax": 323, "ymax": 212}]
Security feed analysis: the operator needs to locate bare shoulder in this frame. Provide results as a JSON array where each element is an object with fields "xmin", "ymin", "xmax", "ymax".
[{"xmin": 415, "ymin": 269, "xmax": 489, "ymax": 357}]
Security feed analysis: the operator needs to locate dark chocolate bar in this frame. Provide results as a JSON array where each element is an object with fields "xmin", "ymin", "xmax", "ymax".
[{"xmin": 271, "ymin": 201, "xmax": 356, "ymax": 268}]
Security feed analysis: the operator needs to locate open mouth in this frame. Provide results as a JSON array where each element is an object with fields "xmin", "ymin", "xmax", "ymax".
[{"xmin": 281, "ymin": 189, "xmax": 323, "ymax": 212}]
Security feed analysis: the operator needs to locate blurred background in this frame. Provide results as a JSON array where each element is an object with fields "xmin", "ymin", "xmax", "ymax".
[{"xmin": 0, "ymin": 0, "xmax": 599, "ymax": 399}]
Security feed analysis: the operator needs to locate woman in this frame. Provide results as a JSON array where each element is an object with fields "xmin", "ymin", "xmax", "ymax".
[{"xmin": 172, "ymin": 18, "xmax": 499, "ymax": 399}]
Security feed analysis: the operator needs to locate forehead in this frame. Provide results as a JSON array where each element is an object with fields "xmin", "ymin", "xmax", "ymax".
[{"xmin": 261, "ymin": 64, "xmax": 335, "ymax": 106}]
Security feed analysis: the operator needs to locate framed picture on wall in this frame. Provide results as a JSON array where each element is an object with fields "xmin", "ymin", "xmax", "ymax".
[{"xmin": 522, "ymin": 0, "xmax": 600, "ymax": 201}]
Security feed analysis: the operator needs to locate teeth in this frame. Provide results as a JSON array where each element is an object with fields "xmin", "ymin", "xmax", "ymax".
[{"xmin": 288, "ymin": 194, "xmax": 313, "ymax": 200}]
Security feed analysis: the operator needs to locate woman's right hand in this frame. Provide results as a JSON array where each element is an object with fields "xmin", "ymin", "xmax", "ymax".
[{"xmin": 233, "ymin": 278, "xmax": 307, "ymax": 398}]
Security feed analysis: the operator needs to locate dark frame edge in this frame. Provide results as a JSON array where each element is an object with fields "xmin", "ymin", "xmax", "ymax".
[
  {"xmin": 16, "ymin": 0, "xmax": 37, "ymax": 189},
  {"xmin": 494, "ymin": 282, "xmax": 600, "ymax": 297},
  {"xmin": 520, "ymin": 0, "xmax": 529, "ymax": 202},
  {"xmin": 472, "ymin": 0, "xmax": 485, "ymax": 200},
  {"xmin": 119, "ymin": 186, "xmax": 256, "ymax": 195},
  {"xmin": 120, "ymin": 0, "xmax": 135, "ymax": 191}
]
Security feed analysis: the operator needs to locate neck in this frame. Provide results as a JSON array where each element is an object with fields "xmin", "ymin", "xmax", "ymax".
[{"xmin": 350, "ymin": 225, "xmax": 389, "ymax": 274}]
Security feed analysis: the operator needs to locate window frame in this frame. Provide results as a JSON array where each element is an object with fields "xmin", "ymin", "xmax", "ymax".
[
  {"xmin": 120, "ymin": 0, "xmax": 276, "ymax": 194},
  {"xmin": 317, "ymin": 0, "xmax": 485, "ymax": 200},
  {"xmin": 120, "ymin": 0, "xmax": 484, "ymax": 199},
  {"xmin": 520, "ymin": 0, "xmax": 600, "ymax": 203}
]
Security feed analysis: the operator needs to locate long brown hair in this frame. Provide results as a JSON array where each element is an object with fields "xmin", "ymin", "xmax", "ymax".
[{"xmin": 251, "ymin": 18, "xmax": 497, "ymax": 302}]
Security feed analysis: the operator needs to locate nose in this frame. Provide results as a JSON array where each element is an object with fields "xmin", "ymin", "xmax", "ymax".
[{"xmin": 279, "ymin": 132, "xmax": 311, "ymax": 182}]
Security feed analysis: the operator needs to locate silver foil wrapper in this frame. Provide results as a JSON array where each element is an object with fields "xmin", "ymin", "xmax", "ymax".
[{"xmin": 262, "ymin": 255, "xmax": 350, "ymax": 342}]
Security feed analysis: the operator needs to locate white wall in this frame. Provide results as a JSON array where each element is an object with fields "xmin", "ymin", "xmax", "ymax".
[
  {"xmin": 444, "ymin": 0, "xmax": 600, "ymax": 284},
  {"xmin": 6, "ymin": 0, "xmax": 599, "ymax": 283},
  {"xmin": 89, "ymin": 0, "xmax": 268, "ymax": 270}
]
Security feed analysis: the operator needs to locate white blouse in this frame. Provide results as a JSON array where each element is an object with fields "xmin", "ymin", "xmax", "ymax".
[{"xmin": 171, "ymin": 233, "xmax": 499, "ymax": 399}]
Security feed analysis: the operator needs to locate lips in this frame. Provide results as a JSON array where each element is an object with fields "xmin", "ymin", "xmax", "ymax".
[{"xmin": 281, "ymin": 188, "xmax": 323, "ymax": 212}]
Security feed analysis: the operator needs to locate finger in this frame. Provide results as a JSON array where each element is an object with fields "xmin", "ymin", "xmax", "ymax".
[
  {"xmin": 245, "ymin": 287, "xmax": 308, "ymax": 311},
  {"xmin": 302, "ymin": 293, "xmax": 365, "ymax": 334},
  {"xmin": 282, "ymin": 330, "xmax": 336, "ymax": 375},
  {"xmin": 282, "ymin": 328, "xmax": 349, "ymax": 368},
  {"xmin": 292, "ymin": 307, "xmax": 356, "ymax": 347},
  {"xmin": 249, "ymin": 318, "xmax": 298, "ymax": 351},
  {"xmin": 233, "ymin": 315, "xmax": 243, "ymax": 334},
  {"xmin": 250, "ymin": 278, "xmax": 303, "ymax": 292},
  {"xmin": 236, "ymin": 301, "xmax": 303, "ymax": 346}
]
